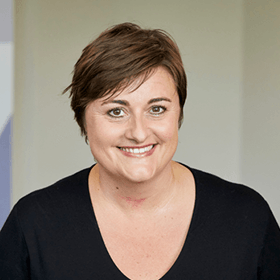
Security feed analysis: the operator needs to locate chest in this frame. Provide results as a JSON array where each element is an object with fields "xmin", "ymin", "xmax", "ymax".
[{"xmin": 95, "ymin": 209, "xmax": 193, "ymax": 280}]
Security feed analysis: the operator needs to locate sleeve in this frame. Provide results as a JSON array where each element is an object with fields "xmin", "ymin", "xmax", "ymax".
[
  {"xmin": 258, "ymin": 208, "xmax": 280, "ymax": 279},
  {"xmin": 0, "ymin": 205, "xmax": 31, "ymax": 279}
]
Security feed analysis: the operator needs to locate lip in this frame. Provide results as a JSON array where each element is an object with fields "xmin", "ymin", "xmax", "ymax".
[
  {"xmin": 117, "ymin": 144, "xmax": 157, "ymax": 158},
  {"xmin": 118, "ymin": 144, "xmax": 155, "ymax": 149}
]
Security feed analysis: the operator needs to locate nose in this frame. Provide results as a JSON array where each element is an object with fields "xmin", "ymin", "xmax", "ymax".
[{"xmin": 125, "ymin": 115, "xmax": 149, "ymax": 143}]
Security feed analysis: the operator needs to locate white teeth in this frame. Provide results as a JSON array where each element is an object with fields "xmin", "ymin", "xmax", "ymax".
[{"xmin": 119, "ymin": 145, "xmax": 154, "ymax": 154}]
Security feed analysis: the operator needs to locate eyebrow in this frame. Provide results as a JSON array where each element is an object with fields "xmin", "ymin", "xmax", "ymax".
[
  {"xmin": 101, "ymin": 97, "xmax": 172, "ymax": 106},
  {"xmin": 101, "ymin": 100, "xmax": 128, "ymax": 106},
  {"xmin": 148, "ymin": 98, "xmax": 172, "ymax": 104}
]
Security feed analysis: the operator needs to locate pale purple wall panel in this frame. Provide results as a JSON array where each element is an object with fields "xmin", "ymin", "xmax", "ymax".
[
  {"xmin": 0, "ymin": 117, "xmax": 12, "ymax": 228},
  {"xmin": 0, "ymin": 0, "xmax": 12, "ymax": 228},
  {"xmin": 0, "ymin": 0, "xmax": 13, "ymax": 42}
]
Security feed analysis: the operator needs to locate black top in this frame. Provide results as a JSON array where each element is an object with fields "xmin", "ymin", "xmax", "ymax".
[{"xmin": 1, "ymin": 163, "xmax": 280, "ymax": 279}]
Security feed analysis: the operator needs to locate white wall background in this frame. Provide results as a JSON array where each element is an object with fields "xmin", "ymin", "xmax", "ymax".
[
  {"xmin": 242, "ymin": 0, "xmax": 280, "ymax": 222},
  {"xmin": 12, "ymin": 0, "xmax": 280, "ymax": 223}
]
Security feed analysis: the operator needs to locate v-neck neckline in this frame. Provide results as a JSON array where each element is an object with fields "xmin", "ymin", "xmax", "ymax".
[{"xmin": 84, "ymin": 162, "xmax": 201, "ymax": 279}]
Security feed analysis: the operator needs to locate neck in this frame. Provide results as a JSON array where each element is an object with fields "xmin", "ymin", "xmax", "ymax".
[{"xmin": 89, "ymin": 162, "xmax": 178, "ymax": 213}]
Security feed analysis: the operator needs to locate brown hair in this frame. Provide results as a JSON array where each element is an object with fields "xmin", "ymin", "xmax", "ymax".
[{"xmin": 63, "ymin": 22, "xmax": 187, "ymax": 141}]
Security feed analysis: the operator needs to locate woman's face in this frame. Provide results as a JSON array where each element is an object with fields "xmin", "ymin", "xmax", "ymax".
[{"xmin": 85, "ymin": 67, "xmax": 181, "ymax": 183}]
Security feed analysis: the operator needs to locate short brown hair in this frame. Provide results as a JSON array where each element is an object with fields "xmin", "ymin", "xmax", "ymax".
[{"xmin": 63, "ymin": 22, "xmax": 187, "ymax": 141}]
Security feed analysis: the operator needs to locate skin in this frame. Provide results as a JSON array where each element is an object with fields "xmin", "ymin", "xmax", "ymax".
[{"xmin": 86, "ymin": 67, "xmax": 183, "ymax": 210}]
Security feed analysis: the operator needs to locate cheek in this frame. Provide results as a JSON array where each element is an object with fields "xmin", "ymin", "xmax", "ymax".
[
  {"xmin": 86, "ymin": 116, "xmax": 124, "ymax": 148},
  {"xmin": 154, "ymin": 118, "xmax": 179, "ymax": 142},
  {"xmin": 86, "ymin": 115, "xmax": 108, "ymax": 146}
]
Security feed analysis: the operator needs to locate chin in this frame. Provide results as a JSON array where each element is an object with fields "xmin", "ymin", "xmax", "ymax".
[{"xmin": 122, "ymin": 166, "xmax": 156, "ymax": 183}]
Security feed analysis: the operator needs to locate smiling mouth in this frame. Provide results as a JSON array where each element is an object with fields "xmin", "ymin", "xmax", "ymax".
[{"xmin": 118, "ymin": 144, "xmax": 155, "ymax": 154}]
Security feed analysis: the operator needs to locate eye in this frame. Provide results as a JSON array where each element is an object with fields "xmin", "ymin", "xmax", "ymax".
[
  {"xmin": 107, "ymin": 108, "xmax": 125, "ymax": 118},
  {"xmin": 150, "ymin": 106, "xmax": 166, "ymax": 115}
]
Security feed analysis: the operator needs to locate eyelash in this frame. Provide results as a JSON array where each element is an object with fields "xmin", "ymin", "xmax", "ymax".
[
  {"xmin": 150, "ymin": 106, "xmax": 166, "ymax": 115},
  {"xmin": 107, "ymin": 108, "xmax": 125, "ymax": 118},
  {"xmin": 107, "ymin": 106, "xmax": 167, "ymax": 118}
]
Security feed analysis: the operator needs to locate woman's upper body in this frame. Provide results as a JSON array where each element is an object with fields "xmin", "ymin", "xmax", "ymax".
[
  {"xmin": 1, "ymin": 22, "xmax": 280, "ymax": 279},
  {"xmin": 1, "ymin": 163, "xmax": 279, "ymax": 279}
]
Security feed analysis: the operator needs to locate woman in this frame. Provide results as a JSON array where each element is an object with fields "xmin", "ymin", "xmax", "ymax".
[{"xmin": 0, "ymin": 22, "xmax": 280, "ymax": 280}]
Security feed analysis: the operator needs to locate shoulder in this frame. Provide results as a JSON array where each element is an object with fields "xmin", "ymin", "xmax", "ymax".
[
  {"xmin": 181, "ymin": 163, "xmax": 272, "ymax": 230},
  {"xmin": 13, "ymin": 166, "xmax": 93, "ymax": 227},
  {"xmin": 177, "ymin": 165, "xmax": 280, "ymax": 277},
  {"xmin": 184, "ymin": 165, "xmax": 280, "ymax": 255},
  {"xmin": 191, "ymin": 166, "xmax": 267, "ymax": 208},
  {"xmin": 16, "ymin": 166, "xmax": 92, "ymax": 203}
]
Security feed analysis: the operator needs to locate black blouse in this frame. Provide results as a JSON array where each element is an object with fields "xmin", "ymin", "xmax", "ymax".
[{"xmin": 1, "ymin": 163, "xmax": 280, "ymax": 279}]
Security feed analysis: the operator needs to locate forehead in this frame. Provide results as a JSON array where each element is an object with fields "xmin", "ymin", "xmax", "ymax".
[{"xmin": 100, "ymin": 67, "xmax": 177, "ymax": 104}]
